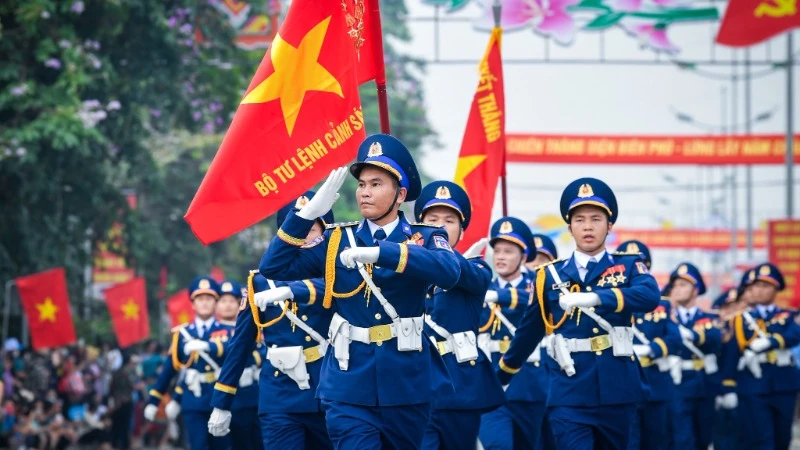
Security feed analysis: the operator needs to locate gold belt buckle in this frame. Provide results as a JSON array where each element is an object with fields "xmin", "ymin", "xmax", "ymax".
[
  {"xmin": 369, "ymin": 324, "xmax": 394, "ymax": 343},
  {"xmin": 639, "ymin": 356, "xmax": 653, "ymax": 367},
  {"xmin": 303, "ymin": 346, "xmax": 322, "ymax": 363},
  {"xmin": 590, "ymin": 335, "xmax": 611, "ymax": 352},
  {"xmin": 766, "ymin": 350, "xmax": 778, "ymax": 364},
  {"xmin": 437, "ymin": 341, "xmax": 448, "ymax": 355},
  {"xmin": 499, "ymin": 340, "xmax": 510, "ymax": 354},
  {"xmin": 693, "ymin": 359, "xmax": 705, "ymax": 370}
]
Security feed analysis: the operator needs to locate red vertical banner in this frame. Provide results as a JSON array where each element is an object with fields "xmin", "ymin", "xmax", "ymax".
[
  {"xmin": 767, "ymin": 219, "xmax": 800, "ymax": 308},
  {"xmin": 167, "ymin": 290, "xmax": 195, "ymax": 328},
  {"xmin": 15, "ymin": 268, "xmax": 77, "ymax": 350},
  {"xmin": 453, "ymin": 26, "xmax": 505, "ymax": 253},
  {"xmin": 104, "ymin": 277, "xmax": 150, "ymax": 348}
]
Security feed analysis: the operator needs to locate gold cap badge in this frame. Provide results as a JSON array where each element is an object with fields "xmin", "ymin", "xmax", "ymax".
[
  {"xmin": 367, "ymin": 141, "xmax": 383, "ymax": 157},
  {"xmin": 534, "ymin": 236, "xmax": 543, "ymax": 248},
  {"xmin": 199, "ymin": 279, "xmax": 211, "ymax": 289},
  {"xmin": 626, "ymin": 242, "xmax": 640, "ymax": 254},
  {"xmin": 435, "ymin": 185, "xmax": 451, "ymax": 199},
  {"xmin": 677, "ymin": 264, "xmax": 688, "ymax": 275},
  {"xmin": 295, "ymin": 196, "xmax": 309, "ymax": 209},
  {"xmin": 749, "ymin": 271, "xmax": 756, "ymax": 281},
  {"xmin": 221, "ymin": 282, "xmax": 232, "ymax": 292},
  {"xmin": 499, "ymin": 221, "xmax": 513, "ymax": 233},
  {"xmin": 578, "ymin": 183, "xmax": 594, "ymax": 198},
  {"xmin": 759, "ymin": 265, "xmax": 771, "ymax": 276}
]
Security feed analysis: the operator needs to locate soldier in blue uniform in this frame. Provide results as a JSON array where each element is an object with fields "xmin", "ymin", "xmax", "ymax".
[
  {"xmin": 719, "ymin": 263, "xmax": 800, "ymax": 450},
  {"xmin": 144, "ymin": 276, "xmax": 232, "ymax": 450},
  {"xmin": 208, "ymin": 192, "xmax": 334, "ymax": 450},
  {"xmin": 259, "ymin": 134, "xmax": 459, "ymax": 450},
  {"xmin": 478, "ymin": 216, "xmax": 546, "ymax": 450},
  {"xmin": 663, "ymin": 262, "xmax": 722, "ymax": 450},
  {"xmin": 525, "ymin": 233, "xmax": 558, "ymax": 273},
  {"xmin": 210, "ymin": 279, "xmax": 262, "ymax": 450},
  {"xmin": 495, "ymin": 177, "xmax": 660, "ymax": 450},
  {"xmin": 412, "ymin": 181, "xmax": 506, "ymax": 450},
  {"xmin": 615, "ymin": 240, "xmax": 681, "ymax": 450}
]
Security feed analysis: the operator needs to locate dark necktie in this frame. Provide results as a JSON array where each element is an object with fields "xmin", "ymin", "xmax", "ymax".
[
  {"xmin": 199, "ymin": 324, "xmax": 206, "ymax": 339},
  {"xmin": 373, "ymin": 228, "xmax": 387, "ymax": 244},
  {"xmin": 585, "ymin": 260, "xmax": 597, "ymax": 281}
]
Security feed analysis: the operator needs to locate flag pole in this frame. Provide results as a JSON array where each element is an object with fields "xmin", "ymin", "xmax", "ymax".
[
  {"xmin": 2, "ymin": 280, "xmax": 13, "ymax": 345},
  {"xmin": 786, "ymin": 32, "xmax": 794, "ymax": 218},
  {"xmin": 369, "ymin": 0, "xmax": 391, "ymax": 134},
  {"xmin": 492, "ymin": 0, "xmax": 508, "ymax": 216}
]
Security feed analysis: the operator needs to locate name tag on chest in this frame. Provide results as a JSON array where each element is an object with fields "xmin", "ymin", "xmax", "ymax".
[{"xmin": 552, "ymin": 281, "xmax": 571, "ymax": 290}]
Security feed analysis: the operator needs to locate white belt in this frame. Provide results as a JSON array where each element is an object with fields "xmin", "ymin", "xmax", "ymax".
[
  {"xmin": 755, "ymin": 349, "xmax": 794, "ymax": 367},
  {"xmin": 680, "ymin": 359, "xmax": 705, "ymax": 371}
]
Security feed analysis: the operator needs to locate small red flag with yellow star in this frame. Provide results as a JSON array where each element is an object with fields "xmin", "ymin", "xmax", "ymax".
[
  {"xmin": 454, "ymin": 27, "xmax": 506, "ymax": 253},
  {"xmin": 104, "ymin": 277, "xmax": 149, "ymax": 348},
  {"xmin": 167, "ymin": 289, "xmax": 194, "ymax": 329},
  {"xmin": 185, "ymin": 0, "xmax": 377, "ymax": 244},
  {"xmin": 15, "ymin": 267, "xmax": 76, "ymax": 350}
]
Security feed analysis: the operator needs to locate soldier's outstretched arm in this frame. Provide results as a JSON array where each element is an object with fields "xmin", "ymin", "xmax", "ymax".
[
  {"xmin": 695, "ymin": 318, "xmax": 722, "ymax": 352},
  {"xmin": 259, "ymin": 212, "xmax": 326, "ymax": 281},
  {"xmin": 374, "ymin": 228, "xmax": 461, "ymax": 290},
  {"xmin": 657, "ymin": 312, "xmax": 682, "ymax": 359},
  {"xmin": 452, "ymin": 254, "xmax": 492, "ymax": 296},
  {"xmin": 211, "ymin": 306, "xmax": 260, "ymax": 410},
  {"xmin": 771, "ymin": 316, "xmax": 800, "ymax": 350},
  {"xmin": 287, "ymin": 278, "xmax": 325, "ymax": 306},
  {"xmin": 596, "ymin": 257, "xmax": 660, "ymax": 314},
  {"xmin": 496, "ymin": 284, "xmax": 547, "ymax": 384},
  {"xmin": 491, "ymin": 284, "xmax": 531, "ymax": 311}
]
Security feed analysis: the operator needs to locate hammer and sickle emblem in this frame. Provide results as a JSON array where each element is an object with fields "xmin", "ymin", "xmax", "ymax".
[{"xmin": 755, "ymin": 0, "xmax": 796, "ymax": 18}]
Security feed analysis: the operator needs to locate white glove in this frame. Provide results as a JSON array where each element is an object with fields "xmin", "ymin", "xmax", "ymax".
[
  {"xmin": 716, "ymin": 393, "xmax": 738, "ymax": 410},
  {"xmin": 633, "ymin": 344, "xmax": 653, "ymax": 357},
  {"xmin": 463, "ymin": 237, "xmax": 489, "ymax": 259},
  {"xmin": 749, "ymin": 336, "xmax": 772, "ymax": 353},
  {"xmin": 165, "ymin": 400, "xmax": 181, "ymax": 420},
  {"xmin": 183, "ymin": 340, "xmax": 210, "ymax": 354},
  {"xmin": 339, "ymin": 247, "xmax": 380, "ymax": 269},
  {"xmin": 207, "ymin": 408, "xmax": 232, "ymax": 437},
  {"xmin": 558, "ymin": 292, "xmax": 600, "ymax": 311},
  {"xmin": 296, "ymin": 167, "xmax": 347, "ymax": 220},
  {"xmin": 679, "ymin": 325, "xmax": 695, "ymax": 341},
  {"xmin": 484, "ymin": 290, "xmax": 499, "ymax": 304},
  {"xmin": 254, "ymin": 286, "xmax": 294, "ymax": 311},
  {"xmin": 143, "ymin": 404, "xmax": 157, "ymax": 421}
]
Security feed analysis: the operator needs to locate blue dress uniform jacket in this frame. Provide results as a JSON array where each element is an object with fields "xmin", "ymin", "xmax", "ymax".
[
  {"xmin": 628, "ymin": 299, "xmax": 681, "ymax": 450},
  {"xmin": 211, "ymin": 278, "xmax": 330, "ymax": 413},
  {"xmin": 498, "ymin": 252, "xmax": 660, "ymax": 407},
  {"xmin": 259, "ymin": 211, "xmax": 459, "ymax": 407},
  {"xmin": 673, "ymin": 309, "xmax": 722, "ymax": 399},
  {"xmin": 634, "ymin": 299, "xmax": 681, "ymax": 402},
  {"xmin": 426, "ymin": 254, "xmax": 505, "ymax": 411},
  {"xmin": 719, "ymin": 307, "xmax": 800, "ymax": 449},
  {"xmin": 148, "ymin": 320, "xmax": 230, "ymax": 412}
]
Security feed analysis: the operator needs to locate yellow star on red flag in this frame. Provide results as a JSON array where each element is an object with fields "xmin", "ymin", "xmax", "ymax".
[
  {"xmin": 121, "ymin": 298, "xmax": 140, "ymax": 320},
  {"xmin": 36, "ymin": 297, "xmax": 58, "ymax": 323}
]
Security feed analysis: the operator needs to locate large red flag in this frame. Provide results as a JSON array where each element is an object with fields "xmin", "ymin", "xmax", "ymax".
[
  {"xmin": 185, "ymin": 0, "xmax": 379, "ymax": 244},
  {"xmin": 167, "ymin": 290, "xmax": 194, "ymax": 328},
  {"xmin": 453, "ymin": 27, "xmax": 506, "ymax": 253},
  {"xmin": 15, "ymin": 268, "xmax": 76, "ymax": 350},
  {"xmin": 716, "ymin": 0, "xmax": 800, "ymax": 46},
  {"xmin": 104, "ymin": 277, "xmax": 150, "ymax": 348}
]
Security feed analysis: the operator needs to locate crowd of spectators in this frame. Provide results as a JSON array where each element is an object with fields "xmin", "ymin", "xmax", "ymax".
[{"xmin": 0, "ymin": 338, "xmax": 176, "ymax": 450}]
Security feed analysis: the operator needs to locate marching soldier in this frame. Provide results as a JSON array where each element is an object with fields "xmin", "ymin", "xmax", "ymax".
[
  {"xmin": 719, "ymin": 263, "xmax": 800, "ymax": 449},
  {"xmin": 495, "ymin": 177, "xmax": 660, "ymax": 449},
  {"xmin": 525, "ymin": 233, "xmax": 559, "ymax": 273},
  {"xmin": 208, "ymin": 192, "xmax": 334, "ymax": 450},
  {"xmin": 259, "ymin": 134, "xmax": 460, "ymax": 449},
  {"xmin": 212, "ymin": 279, "xmax": 262, "ymax": 450},
  {"xmin": 664, "ymin": 262, "xmax": 721, "ymax": 450},
  {"xmin": 616, "ymin": 240, "xmax": 681, "ymax": 450},
  {"xmin": 144, "ymin": 276, "xmax": 232, "ymax": 450},
  {"xmin": 478, "ymin": 216, "xmax": 545, "ymax": 450},
  {"xmin": 413, "ymin": 181, "xmax": 506, "ymax": 450}
]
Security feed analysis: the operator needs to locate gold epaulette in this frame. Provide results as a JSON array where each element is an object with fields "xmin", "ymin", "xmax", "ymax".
[
  {"xmin": 170, "ymin": 323, "xmax": 188, "ymax": 334},
  {"xmin": 536, "ymin": 258, "xmax": 562, "ymax": 269},
  {"xmin": 660, "ymin": 296, "xmax": 671, "ymax": 301},
  {"xmin": 325, "ymin": 221, "xmax": 359, "ymax": 230},
  {"xmin": 612, "ymin": 251, "xmax": 639, "ymax": 257}
]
